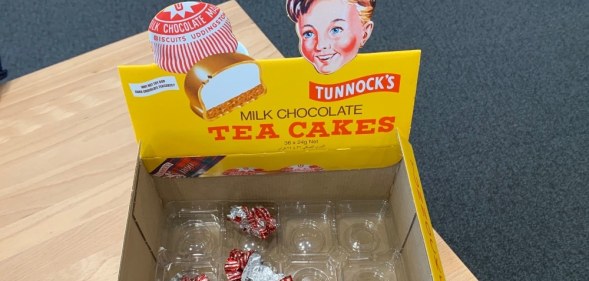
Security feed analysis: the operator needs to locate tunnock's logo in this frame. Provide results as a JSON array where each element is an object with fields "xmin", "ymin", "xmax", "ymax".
[{"xmin": 309, "ymin": 73, "xmax": 401, "ymax": 102}]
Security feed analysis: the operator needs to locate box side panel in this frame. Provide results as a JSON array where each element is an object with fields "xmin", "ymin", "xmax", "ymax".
[
  {"xmin": 119, "ymin": 214, "xmax": 157, "ymax": 281},
  {"xmin": 391, "ymin": 160, "xmax": 418, "ymax": 249},
  {"xmin": 119, "ymin": 160, "xmax": 157, "ymax": 281},
  {"xmin": 403, "ymin": 219, "xmax": 433, "ymax": 281},
  {"xmin": 154, "ymin": 166, "xmax": 398, "ymax": 203},
  {"xmin": 398, "ymin": 134, "xmax": 446, "ymax": 280},
  {"xmin": 133, "ymin": 161, "xmax": 164, "ymax": 257},
  {"xmin": 144, "ymin": 145, "xmax": 403, "ymax": 177}
]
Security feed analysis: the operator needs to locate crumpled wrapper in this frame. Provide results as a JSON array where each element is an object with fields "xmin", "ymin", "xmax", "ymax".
[
  {"xmin": 227, "ymin": 205, "xmax": 277, "ymax": 239},
  {"xmin": 224, "ymin": 249, "xmax": 292, "ymax": 281}
]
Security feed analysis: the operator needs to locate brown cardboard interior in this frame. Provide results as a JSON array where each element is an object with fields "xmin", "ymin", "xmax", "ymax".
[
  {"xmin": 393, "ymin": 161, "xmax": 433, "ymax": 280},
  {"xmin": 119, "ymin": 159, "xmax": 432, "ymax": 280}
]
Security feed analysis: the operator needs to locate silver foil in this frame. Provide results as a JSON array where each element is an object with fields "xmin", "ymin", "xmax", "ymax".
[
  {"xmin": 241, "ymin": 253, "xmax": 285, "ymax": 281},
  {"xmin": 227, "ymin": 205, "xmax": 275, "ymax": 239},
  {"xmin": 227, "ymin": 206, "xmax": 248, "ymax": 225}
]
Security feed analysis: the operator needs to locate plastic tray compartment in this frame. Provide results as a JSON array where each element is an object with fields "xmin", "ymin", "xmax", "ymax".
[
  {"xmin": 341, "ymin": 261, "xmax": 399, "ymax": 281},
  {"xmin": 156, "ymin": 201, "xmax": 224, "ymax": 281},
  {"xmin": 156, "ymin": 258, "xmax": 219, "ymax": 281},
  {"xmin": 222, "ymin": 202, "xmax": 279, "ymax": 255},
  {"xmin": 284, "ymin": 259, "xmax": 339, "ymax": 281},
  {"xmin": 279, "ymin": 201, "xmax": 337, "ymax": 259},
  {"xmin": 336, "ymin": 200, "xmax": 406, "ymax": 281},
  {"xmin": 336, "ymin": 200, "xmax": 399, "ymax": 261}
]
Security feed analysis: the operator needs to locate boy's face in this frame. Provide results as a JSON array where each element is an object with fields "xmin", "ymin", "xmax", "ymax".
[{"xmin": 296, "ymin": 0, "xmax": 371, "ymax": 74}]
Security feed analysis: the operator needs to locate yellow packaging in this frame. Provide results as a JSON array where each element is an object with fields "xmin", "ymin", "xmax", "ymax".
[
  {"xmin": 116, "ymin": 2, "xmax": 447, "ymax": 280},
  {"xmin": 119, "ymin": 50, "xmax": 420, "ymax": 177}
]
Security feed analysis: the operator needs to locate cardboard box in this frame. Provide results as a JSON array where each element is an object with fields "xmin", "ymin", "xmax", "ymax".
[
  {"xmin": 117, "ymin": 132, "xmax": 444, "ymax": 280},
  {"xmin": 117, "ymin": 2, "xmax": 444, "ymax": 279}
]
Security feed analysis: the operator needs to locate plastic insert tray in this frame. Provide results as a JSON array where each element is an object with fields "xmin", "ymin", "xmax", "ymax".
[{"xmin": 155, "ymin": 200, "xmax": 406, "ymax": 281}]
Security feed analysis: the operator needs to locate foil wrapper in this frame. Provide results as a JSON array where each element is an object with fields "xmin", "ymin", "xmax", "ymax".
[
  {"xmin": 242, "ymin": 253, "xmax": 287, "ymax": 281},
  {"xmin": 224, "ymin": 249, "xmax": 253, "ymax": 281},
  {"xmin": 227, "ymin": 206, "xmax": 277, "ymax": 239},
  {"xmin": 224, "ymin": 249, "xmax": 292, "ymax": 281},
  {"xmin": 179, "ymin": 273, "xmax": 209, "ymax": 281}
]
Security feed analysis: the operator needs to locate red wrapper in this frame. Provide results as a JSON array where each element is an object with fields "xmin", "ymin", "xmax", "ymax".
[
  {"xmin": 224, "ymin": 249, "xmax": 291, "ymax": 281},
  {"xmin": 224, "ymin": 249, "xmax": 252, "ymax": 280},
  {"xmin": 222, "ymin": 167, "xmax": 266, "ymax": 176},
  {"xmin": 227, "ymin": 205, "xmax": 277, "ymax": 239},
  {"xmin": 280, "ymin": 164, "xmax": 323, "ymax": 173},
  {"xmin": 151, "ymin": 156, "xmax": 224, "ymax": 178}
]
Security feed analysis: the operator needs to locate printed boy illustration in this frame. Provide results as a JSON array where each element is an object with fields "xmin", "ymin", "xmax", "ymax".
[{"xmin": 286, "ymin": 0, "xmax": 376, "ymax": 74}]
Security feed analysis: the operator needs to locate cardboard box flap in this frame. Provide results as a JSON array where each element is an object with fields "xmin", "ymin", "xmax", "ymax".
[
  {"xmin": 119, "ymin": 50, "xmax": 421, "ymax": 160},
  {"xmin": 398, "ymin": 132, "xmax": 446, "ymax": 279},
  {"xmin": 142, "ymin": 142, "xmax": 404, "ymax": 176}
]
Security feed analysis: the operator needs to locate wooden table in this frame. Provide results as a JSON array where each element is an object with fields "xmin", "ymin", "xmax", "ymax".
[{"xmin": 0, "ymin": 1, "xmax": 476, "ymax": 280}]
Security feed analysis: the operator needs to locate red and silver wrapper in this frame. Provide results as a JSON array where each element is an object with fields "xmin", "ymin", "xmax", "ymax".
[
  {"xmin": 224, "ymin": 250, "xmax": 292, "ymax": 281},
  {"xmin": 149, "ymin": 1, "xmax": 238, "ymax": 73},
  {"xmin": 280, "ymin": 164, "xmax": 323, "ymax": 173},
  {"xmin": 227, "ymin": 206, "xmax": 277, "ymax": 239},
  {"xmin": 224, "ymin": 249, "xmax": 253, "ymax": 281},
  {"xmin": 179, "ymin": 273, "xmax": 209, "ymax": 281},
  {"xmin": 222, "ymin": 167, "xmax": 266, "ymax": 176},
  {"xmin": 151, "ymin": 156, "xmax": 224, "ymax": 178},
  {"xmin": 242, "ymin": 253, "xmax": 291, "ymax": 281}
]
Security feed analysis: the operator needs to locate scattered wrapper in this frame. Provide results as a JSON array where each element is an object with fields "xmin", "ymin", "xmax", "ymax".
[
  {"xmin": 227, "ymin": 206, "xmax": 277, "ymax": 239},
  {"xmin": 224, "ymin": 249, "xmax": 292, "ymax": 281},
  {"xmin": 179, "ymin": 273, "xmax": 209, "ymax": 281}
]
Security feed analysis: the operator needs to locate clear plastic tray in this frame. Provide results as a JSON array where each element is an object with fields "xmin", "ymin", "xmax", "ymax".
[{"xmin": 155, "ymin": 200, "xmax": 405, "ymax": 281}]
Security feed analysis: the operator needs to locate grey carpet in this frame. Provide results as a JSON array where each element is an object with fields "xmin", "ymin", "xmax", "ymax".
[{"xmin": 1, "ymin": 0, "xmax": 588, "ymax": 280}]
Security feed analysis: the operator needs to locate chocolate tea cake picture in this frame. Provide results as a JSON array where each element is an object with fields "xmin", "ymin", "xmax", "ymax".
[
  {"xmin": 184, "ymin": 52, "xmax": 265, "ymax": 120},
  {"xmin": 149, "ymin": 1, "xmax": 266, "ymax": 120}
]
